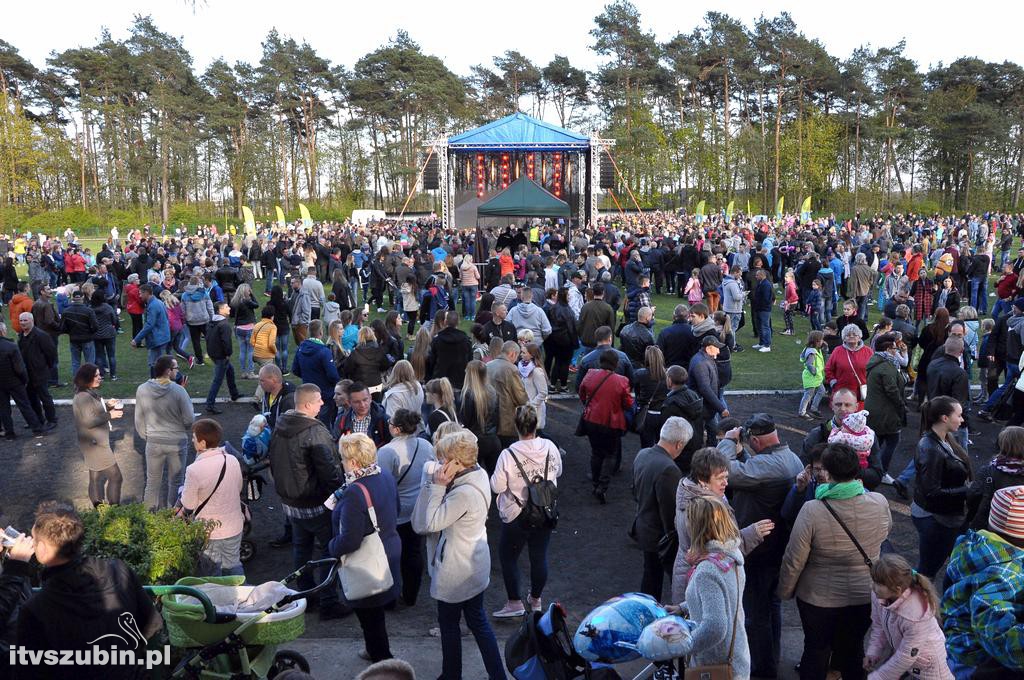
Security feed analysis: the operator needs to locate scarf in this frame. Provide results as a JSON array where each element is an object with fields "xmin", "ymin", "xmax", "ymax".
[
  {"xmin": 880, "ymin": 350, "xmax": 903, "ymax": 369},
  {"xmin": 518, "ymin": 359, "xmax": 534, "ymax": 380},
  {"xmin": 992, "ymin": 454, "xmax": 1024, "ymax": 476},
  {"xmin": 815, "ymin": 480, "xmax": 865, "ymax": 500},
  {"xmin": 344, "ymin": 463, "xmax": 381, "ymax": 486}
]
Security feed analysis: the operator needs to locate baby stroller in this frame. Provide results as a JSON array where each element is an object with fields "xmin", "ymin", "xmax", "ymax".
[
  {"xmin": 221, "ymin": 440, "xmax": 269, "ymax": 565},
  {"xmin": 149, "ymin": 558, "xmax": 338, "ymax": 679}
]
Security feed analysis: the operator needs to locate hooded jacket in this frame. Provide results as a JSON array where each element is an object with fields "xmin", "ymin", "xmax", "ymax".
[
  {"xmin": 412, "ymin": 465, "xmax": 493, "ymax": 604},
  {"xmin": 268, "ymin": 410, "xmax": 342, "ymax": 509},
  {"xmin": 206, "ymin": 314, "xmax": 233, "ymax": 360},
  {"xmin": 8, "ymin": 293, "xmax": 32, "ymax": 333},
  {"xmin": 292, "ymin": 339, "xmax": 340, "ymax": 397},
  {"xmin": 427, "ymin": 327, "xmax": 472, "ymax": 389},
  {"xmin": 942, "ymin": 530, "xmax": 1024, "ymax": 678},
  {"xmin": 182, "ymin": 284, "xmax": 214, "ymax": 326},
  {"xmin": 865, "ymin": 589, "xmax": 952, "ymax": 680},
  {"xmin": 670, "ymin": 479, "xmax": 763, "ymax": 603},
  {"xmin": 491, "ymin": 438, "xmax": 562, "ymax": 523},
  {"xmin": 134, "ymin": 379, "xmax": 194, "ymax": 445},
  {"xmin": 16, "ymin": 557, "xmax": 164, "ymax": 680},
  {"xmin": 864, "ymin": 353, "xmax": 907, "ymax": 435},
  {"xmin": 507, "ymin": 300, "xmax": 551, "ymax": 339}
]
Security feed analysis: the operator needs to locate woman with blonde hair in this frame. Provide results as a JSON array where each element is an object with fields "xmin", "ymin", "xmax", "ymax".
[
  {"xmin": 461, "ymin": 360, "xmax": 501, "ymax": 473},
  {"xmin": 408, "ymin": 327, "xmax": 432, "ymax": 382},
  {"xmin": 673, "ymin": 495, "xmax": 749, "ymax": 678},
  {"xmin": 412, "ymin": 430, "xmax": 505, "ymax": 680},
  {"xmin": 424, "ymin": 377, "xmax": 458, "ymax": 437},
  {"xmin": 329, "ymin": 433, "xmax": 400, "ymax": 662},
  {"xmin": 326, "ymin": 319, "xmax": 346, "ymax": 367},
  {"xmin": 230, "ymin": 282, "xmax": 260, "ymax": 378},
  {"xmin": 432, "ymin": 420, "xmax": 465, "ymax": 446},
  {"xmin": 382, "ymin": 360, "xmax": 424, "ymax": 421}
]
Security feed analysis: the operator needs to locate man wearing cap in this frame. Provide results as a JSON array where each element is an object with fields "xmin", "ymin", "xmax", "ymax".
[
  {"xmin": 942, "ymin": 484, "xmax": 1024, "ymax": 677},
  {"xmin": 58, "ymin": 288, "xmax": 98, "ymax": 378},
  {"xmin": 718, "ymin": 413, "xmax": 804, "ymax": 679},
  {"xmin": 688, "ymin": 335, "xmax": 729, "ymax": 444}
]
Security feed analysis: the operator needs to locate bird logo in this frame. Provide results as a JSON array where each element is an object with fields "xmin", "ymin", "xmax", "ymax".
[{"xmin": 86, "ymin": 612, "xmax": 146, "ymax": 649}]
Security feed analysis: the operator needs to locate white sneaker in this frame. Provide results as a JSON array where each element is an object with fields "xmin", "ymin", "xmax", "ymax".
[
  {"xmin": 752, "ymin": 344, "xmax": 762, "ymax": 350},
  {"xmin": 759, "ymin": 346, "xmax": 772, "ymax": 352},
  {"xmin": 881, "ymin": 473, "xmax": 895, "ymax": 485},
  {"xmin": 376, "ymin": 307, "xmax": 386, "ymax": 313},
  {"xmin": 493, "ymin": 602, "xmax": 526, "ymax": 618}
]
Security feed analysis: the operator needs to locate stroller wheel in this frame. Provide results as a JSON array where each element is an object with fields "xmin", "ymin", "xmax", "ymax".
[
  {"xmin": 269, "ymin": 650, "xmax": 310, "ymax": 677},
  {"xmin": 240, "ymin": 539, "xmax": 257, "ymax": 563}
]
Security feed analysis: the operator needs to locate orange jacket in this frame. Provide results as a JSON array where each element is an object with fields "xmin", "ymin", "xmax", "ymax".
[{"xmin": 9, "ymin": 293, "xmax": 33, "ymax": 333}]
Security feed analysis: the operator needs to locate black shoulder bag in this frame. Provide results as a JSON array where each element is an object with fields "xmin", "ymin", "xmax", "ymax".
[{"xmin": 821, "ymin": 499, "xmax": 873, "ymax": 568}]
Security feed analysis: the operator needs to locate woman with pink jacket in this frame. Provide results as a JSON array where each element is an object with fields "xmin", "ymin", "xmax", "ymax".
[{"xmin": 864, "ymin": 554, "xmax": 952, "ymax": 680}]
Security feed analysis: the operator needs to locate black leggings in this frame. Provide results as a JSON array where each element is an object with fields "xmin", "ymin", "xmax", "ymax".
[
  {"xmin": 546, "ymin": 344, "xmax": 574, "ymax": 386},
  {"xmin": 88, "ymin": 463, "xmax": 123, "ymax": 506},
  {"xmin": 188, "ymin": 325, "xmax": 207, "ymax": 363}
]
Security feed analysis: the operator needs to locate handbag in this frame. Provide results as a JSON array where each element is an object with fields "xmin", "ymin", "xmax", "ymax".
[
  {"xmin": 684, "ymin": 567, "xmax": 740, "ymax": 680},
  {"xmin": 846, "ymin": 349, "xmax": 868, "ymax": 401},
  {"xmin": 575, "ymin": 370, "xmax": 615, "ymax": 437},
  {"xmin": 821, "ymin": 499, "xmax": 873, "ymax": 568},
  {"xmin": 338, "ymin": 482, "xmax": 394, "ymax": 601},
  {"xmin": 655, "ymin": 531, "xmax": 678, "ymax": 572}
]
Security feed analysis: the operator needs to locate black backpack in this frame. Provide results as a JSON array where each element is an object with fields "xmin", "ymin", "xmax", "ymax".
[
  {"xmin": 508, "ymin": 449, "xmax": 559, "ymax": 529},
  {"xmin": 506, "ymin": 603, "xmax": 620, "ymax": 680}
]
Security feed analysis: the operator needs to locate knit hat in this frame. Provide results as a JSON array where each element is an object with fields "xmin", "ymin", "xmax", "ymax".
[
  {"xmin": 828, "ymin": 410, "xmax": 874, "ymax": 453},
  {"xmin": 1014, "ymin": 297, "xmax": 1024, "ymax": 313},
  {"xmin": 988, "ymin": 484, "xmax": 1024, "ymax": 540}
]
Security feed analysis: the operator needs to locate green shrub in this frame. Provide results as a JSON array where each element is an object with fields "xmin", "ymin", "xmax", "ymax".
[
  {"xmin": 23, "ymin": 207, "xmax": 105, "ymax": 232},
  {"xmin": 81, "ymin": 503, "xmax": 210, "ymax": 585}
]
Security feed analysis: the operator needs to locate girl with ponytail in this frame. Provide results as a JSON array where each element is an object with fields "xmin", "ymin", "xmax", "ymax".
[{"xmin": 864, "ymin": 553, "xmax": 952, "ymax": 679}]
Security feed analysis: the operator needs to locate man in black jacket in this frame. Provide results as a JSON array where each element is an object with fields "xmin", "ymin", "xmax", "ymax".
[
  {"xmin": 59, "ymin": 289, "xmax": 97, "ymax": 379},
  {"xmin": 15, "ymin": 501, "xmax": 164, "ymax": 679},
  {"xmin": 267, "ymin": 384, "xmax": 348, "ymax": 619},
  {"xmin": 656, "ymin": 304, "xmax": 698, "ymax": 368},
  {"xmin": 0, "ymin": 323, "xmax": 52, "ymax": 440},
  {"xmin": 17, "ymin": 313, "xmax": 57, "ymax": 429},
  {"xmin": 927, "ymin": 337, "xmax": 971, "ymax": 435},
  {"xmin": 427, "ymin": 311, "xmax": 473, "ymax": 389},
  {"xmin": 257, "ymin": 364, "xmax": 295, "ymax": 429},
  {"xmin": 630, "ymin": 416, "xmax": 692, "ymax": 601},
  {"xmin": 658, "ymin": 364, "xmax": 705, "ymax": 474},
  {"xmin": 619, "ymin": 306, "xmax": 655, "ymax": 368},
  {"xmin": 481, "ymin": 303, "xmax": 517, "ymax": 344},
  {"xmin": 204, "ymin": 301, "xmax": 240, "ymax": 415}
]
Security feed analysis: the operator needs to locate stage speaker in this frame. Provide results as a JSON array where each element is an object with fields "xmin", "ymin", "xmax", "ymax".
[
  {"xmin": 423, "ymin": 154, "xmax": 440, "ymax": 190},
  {"xmin": 599, "ymin": 150, "xmax": 615, "ymax": 189}
]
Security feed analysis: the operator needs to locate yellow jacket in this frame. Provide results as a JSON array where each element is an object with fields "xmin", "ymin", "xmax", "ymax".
[{"xmin": 250, "ymin": 319, "xmax": 277, "ymax": 360}]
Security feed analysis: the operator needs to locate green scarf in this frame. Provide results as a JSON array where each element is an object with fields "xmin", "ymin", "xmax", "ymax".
[{"xmin": 815, "ymin": 480, "xmax": 865, "ymax": 501}]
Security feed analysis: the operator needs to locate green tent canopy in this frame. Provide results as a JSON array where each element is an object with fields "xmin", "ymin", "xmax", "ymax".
[{"xmin": 476, "ymin": 176, "xmax": 571, "ymax": 218}]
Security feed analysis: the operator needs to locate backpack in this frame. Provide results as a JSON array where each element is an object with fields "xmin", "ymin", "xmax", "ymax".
[
  {"xmin": 505, "ymin": 603, "xmax": 617, "ymax": 680},
  {"xmin": 508, "ymin": 449, "xmax": 559, "ymax": 529}
]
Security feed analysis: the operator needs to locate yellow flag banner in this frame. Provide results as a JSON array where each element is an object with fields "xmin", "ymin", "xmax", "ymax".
[
  {"xmin": 275, "ymin": 205, "xmax": 286, "ymax": 227},
  {"xmin": 241, "ymin": 206, "xmax": 256, "ymax": 236},
  {"xmin": 725, "ymin": 200, "xmax": 734, "ymax": 222},
  {"xmin": 695, "ymin": 200, "xmax": 706, "ymax": 224},
  {"xmin": 299, "ymin": 203, "xmax": 312, "ymax": 231},
  {"xmin": 776, "ymin": 196, "xmax": 785, "ymax": 218},
  {"xmin": 747, "ymin": 199, "xmax": 751, "ymax": 217},
  {"xmin": 800, "ymin": 196, "xmax": 812, "ymax": 222}
]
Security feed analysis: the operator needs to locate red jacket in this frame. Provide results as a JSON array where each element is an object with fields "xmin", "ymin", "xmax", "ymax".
[
  {"xmin": 906, "ymin": 253, "xmax": 924, "ymax": 282},
  {"xmin": 825, "ymin": 344, "xmax": 874, "ymax": 398},
  {"xmin": 64, "ymin": 251, "xmax": 86, "ymax": 274},
  {"xmin": 579, "ymin": 369, "xmax": 634, "ymax": 432},
  {"xmin": 996, "ymin": 273, "xmax": 1019, "ymax": 300},
  {"xmin": 124, "ymin": 283, "xmax": 144, "ymax": 315}
]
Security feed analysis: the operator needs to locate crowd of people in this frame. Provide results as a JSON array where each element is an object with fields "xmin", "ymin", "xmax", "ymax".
[{"xmin": 0, "ymin": 210, "xmax": 1021, "ymax": 679}]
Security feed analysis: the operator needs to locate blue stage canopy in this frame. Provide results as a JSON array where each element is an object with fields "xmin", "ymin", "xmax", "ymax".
[{"xmin": 447, "ymin": 112, "xmax": 590, "ymax": 151}]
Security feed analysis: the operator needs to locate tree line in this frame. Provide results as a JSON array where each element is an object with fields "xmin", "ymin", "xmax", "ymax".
[{"xmin": 0, "ymin": 2, "xmax": 1022, "ymax": 230}]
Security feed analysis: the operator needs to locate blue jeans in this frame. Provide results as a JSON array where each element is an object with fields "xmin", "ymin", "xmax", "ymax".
[
  {"xmin": 498, "ymin": 516, "xmax": 552, "ymax": 601},
  {"xmin": 986, "ymin": 362, "xmax": 1020, "ymax": 411},
  {"xmin": 970, "ymin": 277, "xmax": 988, "ymax": 314},
  {"xmin": 993, "ymin": 298, "xmax": 1011, "ymax": 320},
  {"xmin": 744, "ymin": 563, "xmax": 782, "ymax": 677},
  {"xmin": 147, "ymin": 343, "xmax": 168, "ymax": 373},
  {"xmin": 289, "ymin": 513, "xmax": 338, "ymax": 606},
  {"xmin": 438, "ymin": 592, "xmax": 507, "ymax": 680},
  {"xmin": 206, "ymin": 358, "xmax": 239, "ymax": 406},
  {"xmin": 755, "ymin": 310, "xmax": 772, "ymax": 348},
  {"xmin": 799, "ymin": 385, "xmax": 826, "ymax": 415},
  {"xmin": 275, "ymin": 334, "xmax": 289, "ymax": 371},
  {"xmin": 70, "ymin": 340, "xmax": 96, "ymax": 378},
  {"xmin": 94, "ymin": 337, "xmax": 117, "ymax": 378},
  {"xmin": 912, "ymin": 514, "xmax": 963, "ymax": 580},
  {"xmin": 1002, "ymin": 250, "xmax": 1011, "ymax": 267},
  {"xmin": 857, "ymin": 295, "xmax": 869, "ymax": 320},
  {"xmin": 235, "ymin": 327, "xmax": 254, "ymax": 374},
  {"xmin": 462, "ymin": 285, "xmax": 478, "ymax": 320},
  {"xmin": 877, "ymin": 432, "xmax": 901, "ymax": 473}
]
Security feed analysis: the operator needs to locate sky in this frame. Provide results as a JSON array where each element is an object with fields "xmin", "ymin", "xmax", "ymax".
[{"xmin": 6, "ymin": 0, "xmax": 1024, "ymax": 81}]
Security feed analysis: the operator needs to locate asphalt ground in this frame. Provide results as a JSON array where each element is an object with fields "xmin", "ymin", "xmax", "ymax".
[{"xmin": 0, "ymin": 393, "xmax": 1000, "ymax": 679}]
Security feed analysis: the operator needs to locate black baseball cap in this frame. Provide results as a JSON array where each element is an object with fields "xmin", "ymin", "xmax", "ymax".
[{"xmin": 701, "ymin": 336, "xmax": 725, "ymax": 349}]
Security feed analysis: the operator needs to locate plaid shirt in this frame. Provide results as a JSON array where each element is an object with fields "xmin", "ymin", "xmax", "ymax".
[
  {"xmin": 350, "ymin": 414, "xmax": 371, "ymax": 436},
  {"xmin": 942, "ymin": 529, "xmax": 1024, "ymax": 676},
  {"xmin": 281, "ymin": 502, "xmax": 327, "ymax": 519}
]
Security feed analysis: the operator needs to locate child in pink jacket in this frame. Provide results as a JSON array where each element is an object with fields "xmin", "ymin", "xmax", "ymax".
[{"xmin": 864, "ymin": 554, "xmax": 952, "ymax": 680}]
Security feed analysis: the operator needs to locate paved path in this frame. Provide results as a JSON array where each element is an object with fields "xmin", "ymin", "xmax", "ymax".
[{"xmin": 0, "ymin": 394, "xmax": 999, "ymax": 679}]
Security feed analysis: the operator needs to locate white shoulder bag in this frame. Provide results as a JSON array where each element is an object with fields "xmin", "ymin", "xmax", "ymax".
[{"xmin": 338, "ymin": 482, "xmax": 394, "ymax": 601}]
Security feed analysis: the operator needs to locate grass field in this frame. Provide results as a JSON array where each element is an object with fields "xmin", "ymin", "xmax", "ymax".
[{"xmin": 18, "ymin": 237, "xmax": 982, "ymax": 399}]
